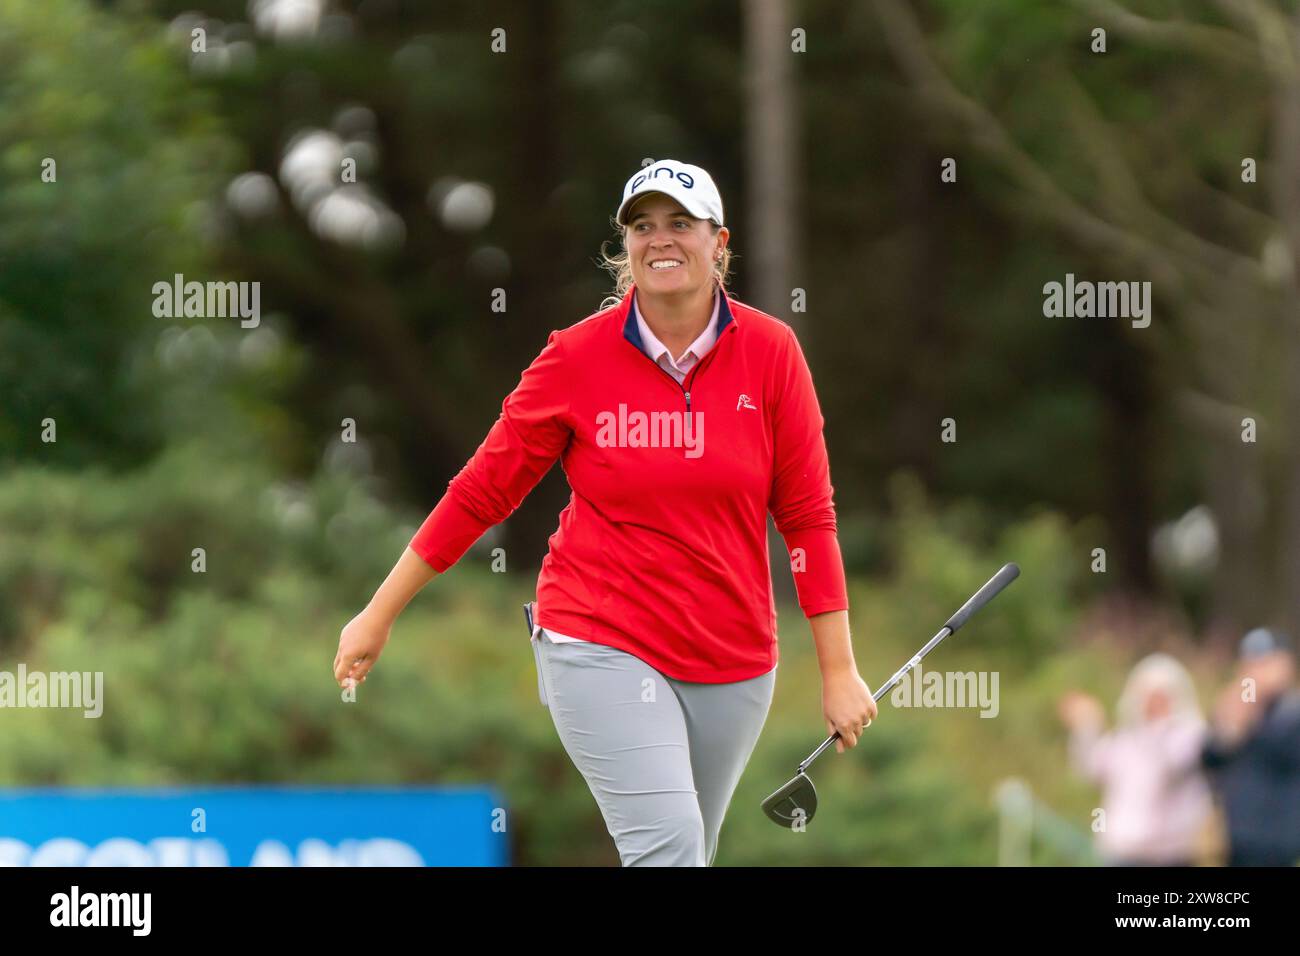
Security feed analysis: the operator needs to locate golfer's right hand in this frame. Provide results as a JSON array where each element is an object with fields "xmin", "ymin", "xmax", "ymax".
[{"xmin": 334, "ymin": 608, "xmax": 392, "ymax": 690}]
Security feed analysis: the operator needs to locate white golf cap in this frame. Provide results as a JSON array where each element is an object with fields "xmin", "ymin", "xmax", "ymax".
[{"xmin": 615, "ymin": 159, "xmax": 725, "ymax": 227}]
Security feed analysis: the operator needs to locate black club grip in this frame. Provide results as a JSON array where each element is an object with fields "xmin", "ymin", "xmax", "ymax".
[{"xmin": 943, "ymin": 563, "xmax": 1020, "ymax": 634}]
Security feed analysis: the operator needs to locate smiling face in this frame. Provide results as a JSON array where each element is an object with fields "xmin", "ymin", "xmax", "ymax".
[{"xmin": 624, "ymin": 192, "xmax": 728, "ymax": 296}]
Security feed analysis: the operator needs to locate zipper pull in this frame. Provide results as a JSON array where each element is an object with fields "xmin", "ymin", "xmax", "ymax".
[{"xmin": 685, "ymin": 391, "xmax": 692, "ymax": 413}]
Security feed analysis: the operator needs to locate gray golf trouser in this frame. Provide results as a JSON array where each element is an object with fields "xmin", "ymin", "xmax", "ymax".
[{"xmin": 531, "ymin": 627, "xmax": 776, "ymax": 866}]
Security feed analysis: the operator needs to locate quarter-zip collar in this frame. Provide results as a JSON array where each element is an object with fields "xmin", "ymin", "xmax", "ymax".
[
  {"xmin": 635, "ymin": 287, "xmax": 720, "ymax": 372},
  {"xmin": 621, "ymin": 281, "xmax": 738, "ymax": 353}
]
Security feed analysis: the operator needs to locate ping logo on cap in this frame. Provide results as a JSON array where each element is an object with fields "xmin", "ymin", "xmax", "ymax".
[{"xmin": 630, "ymin": 164, "xmax": 696, "ymax": 193}]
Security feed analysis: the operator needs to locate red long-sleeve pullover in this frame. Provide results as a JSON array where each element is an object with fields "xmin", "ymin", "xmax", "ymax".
[{"xmin": 409, "ymin": 284, "xmax": 848, "ymax": 682}]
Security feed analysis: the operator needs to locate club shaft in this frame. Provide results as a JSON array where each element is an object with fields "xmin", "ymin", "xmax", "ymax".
[
  {"xmin": 795, "ymin": 562, "xmax": 1019, "ymax": 775},
  {"xmin": 798, "ymin": 625, "xmax": 951, "ymax": 772}
]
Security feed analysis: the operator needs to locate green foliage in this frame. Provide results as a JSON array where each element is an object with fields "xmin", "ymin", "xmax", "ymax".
[
  {"xmin": 880, "ymin": 470, "xmax": 1084, "ymax": 662},
  {"xmin": 0, "ymin": 437, "xmax": 437, "ymax": 642},
  {"xmin": 0, "ymin": 0, "xmax": 234, "ymax": 467}
]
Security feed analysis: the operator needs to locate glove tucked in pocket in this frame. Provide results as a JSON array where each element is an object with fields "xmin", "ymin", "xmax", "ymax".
[{"xmin": 524, "ymin": 601, "xmax": 547, "ymax": 707}]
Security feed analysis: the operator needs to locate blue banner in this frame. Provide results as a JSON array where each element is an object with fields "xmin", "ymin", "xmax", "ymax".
[{"xmin": 0, "ymin": 786, "xmax": 509, "ymax": 866}]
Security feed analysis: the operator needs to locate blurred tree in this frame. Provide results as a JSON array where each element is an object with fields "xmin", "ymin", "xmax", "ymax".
[
  {"xmin": 0, "ymin": 0, "xmax": 231, "ymax": 468},
  {"xmin": 745, "ymin": 0, "xmax": 800, "ymax": 326},
  {"xmin": 871, "ymin": 0, "xmax": 1296, "ymax": 635}
]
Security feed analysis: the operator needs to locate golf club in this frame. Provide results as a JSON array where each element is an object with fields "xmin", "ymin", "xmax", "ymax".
[{"xmin": 761, "ymin": 562, "xmax": 1021, "ymax": 828}]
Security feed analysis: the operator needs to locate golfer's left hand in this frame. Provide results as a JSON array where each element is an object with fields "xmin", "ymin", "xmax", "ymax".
[
  {"xmin": 334, "ymin": 606, "xmax": 392, "ymax": 690},
  {"xmin": 823, "ymin": 670, "xmax": 878, "ymax": 753}
]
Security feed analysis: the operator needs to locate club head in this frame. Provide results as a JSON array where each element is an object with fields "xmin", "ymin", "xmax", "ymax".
[{"xmin": 761, "ymin": 771, "xmax": 818, "ymax": 828}]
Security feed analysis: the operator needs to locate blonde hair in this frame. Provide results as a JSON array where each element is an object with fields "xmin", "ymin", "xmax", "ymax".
[
  {"xmin": 596, "ymin": 215, "xmax": 736, "ymax": 312},
  {"xmin": 1115, "ymin": 652, "xmax": 1204, "ymax": 728}
]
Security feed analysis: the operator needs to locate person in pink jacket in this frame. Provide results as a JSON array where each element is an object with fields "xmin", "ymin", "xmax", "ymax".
[
  {"xmin": 334, "ymin": 159, "xmax": 876, "ymax": 866},
  {"xmin": 1058, "ymin": 652, "xmax": 1214, "ymax": 866}
]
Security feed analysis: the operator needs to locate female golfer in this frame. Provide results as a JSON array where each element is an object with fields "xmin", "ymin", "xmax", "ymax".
[{"xmin": 334, "ymin": 158, "xmax": 877, "ymax": 866}]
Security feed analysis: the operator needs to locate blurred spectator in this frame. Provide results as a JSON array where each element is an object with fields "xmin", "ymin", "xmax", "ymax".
[
  {"xmin": 1059, "ymin": 653, "xmax": 1214, "ymax": 866},
  {"xmin": 1200, "ymin": 628, "xmax": 1300, "ymax": 867}
]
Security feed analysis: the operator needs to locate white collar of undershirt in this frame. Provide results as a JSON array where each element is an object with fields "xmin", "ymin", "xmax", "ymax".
[{"xmin": 634, "ymin": 283, "xmax": 721, "ymax": 366}]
